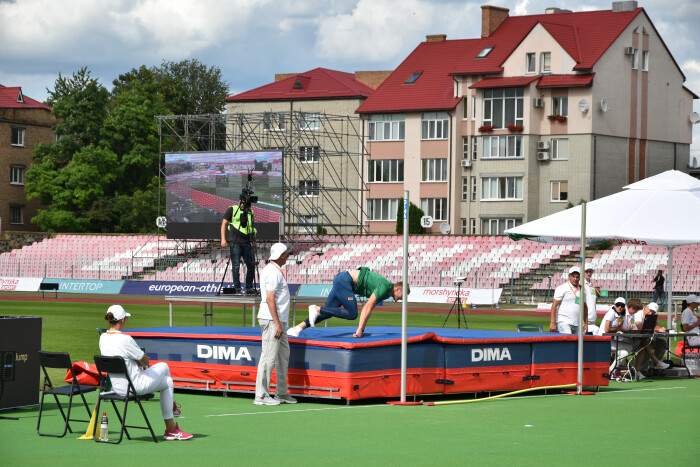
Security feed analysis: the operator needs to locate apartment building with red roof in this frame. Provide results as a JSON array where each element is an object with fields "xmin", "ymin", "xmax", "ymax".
[
  {"xmin": 0, "ymin": 85, "xmax": 55, "ymax": 233},
  {"xmin": 357, "ymin": 2, "xmax": 696, "ymax": 235},
  {"xmin": 225, "ymin": 67, "xmax": 390, "ymax": 234}
]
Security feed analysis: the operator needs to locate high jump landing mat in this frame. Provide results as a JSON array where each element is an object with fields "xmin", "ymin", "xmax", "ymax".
[{"xmin": 125, "ymin": 326, "xmax": 611, "ymax": 401}]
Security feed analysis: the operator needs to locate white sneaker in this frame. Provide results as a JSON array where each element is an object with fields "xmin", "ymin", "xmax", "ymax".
[
  {"xmin": 254, "ymin": 395, "xmax": 280, "ymax": 406},
  {"xmin": 653, "ymin": 360, "xmax": 670, "ymax": 370},
  {"xmin": 636, "ymin": 372, "xmax": 647, "ymax": 381},
  {"xmin": 308, "ymin": 305, "xmax": 319, "ymax": 327},
  {"xmin": 287, "ymin": 326, "xmax": 300, "ymax": 337}
]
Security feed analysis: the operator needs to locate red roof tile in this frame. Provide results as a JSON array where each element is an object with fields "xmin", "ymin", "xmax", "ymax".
[
  {"xmin": 470, "ymin": 76, "xmax": 540, "ymax": 89},
  {"xmin": 537, "ymin": 73, "xmax": 595, "ymax": 88},
  {"xmin": 226, "ymin": 67, "xmax": 374, "ymax": 102},
  {"xmin": 359, "ymin": 8, "xmax": 646, "ymax": 114},
  {"xmin": 0, "ymin": 85, "xmax": 51, "ymax": 110}
]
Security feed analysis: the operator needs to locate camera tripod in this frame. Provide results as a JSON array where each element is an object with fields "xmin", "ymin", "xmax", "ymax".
[{"xmin": 442, "ymin": 280, "xmax": 469, "ymax": 329}]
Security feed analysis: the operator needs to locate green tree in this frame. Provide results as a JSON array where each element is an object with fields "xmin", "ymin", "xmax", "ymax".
[{"xmin": 396, "ymin": 201, "xmax": 425, "ymax": 234}]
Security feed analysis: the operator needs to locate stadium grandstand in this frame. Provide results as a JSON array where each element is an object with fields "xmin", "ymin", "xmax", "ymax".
[{"xmin": 2, "ymin": 234, "xmax": 699, "ymax": 303}]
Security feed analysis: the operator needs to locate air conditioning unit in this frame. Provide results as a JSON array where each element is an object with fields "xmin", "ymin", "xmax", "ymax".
[
  {"xmin": 537, "ymin": 152, "xmax": 550, "ymax": 161},
  {"xmin": 624, "ymin": 46, "xmax": 635, "ymax": 55},
  {"xmin": 460, "ymin": 159, "xmax": 471, "ymax": 167},
  {"xmin": 533, "ymin": 97, "xmax": 544, "ymax": 108},
  {"xmin": 537, "ymin": 141, "xmax": 550, "ymax": 150}
]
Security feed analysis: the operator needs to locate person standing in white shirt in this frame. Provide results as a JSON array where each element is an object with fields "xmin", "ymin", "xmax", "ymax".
[
  {"xmin": 254, "ymin": 243, "xmax": 296, "ymax": 406},
  {"xmin": 550, "ymin": 266, "xmax": 588, "ymax": 334},
  {"xmin": 584, "ymin": 264, "xmax": 599, "ymax": 334}
]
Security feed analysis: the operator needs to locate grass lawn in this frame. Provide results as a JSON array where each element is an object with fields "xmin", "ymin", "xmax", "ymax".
[{"xmin": 1, "ymin": 297, "xmax": 697, "ymax": 465}]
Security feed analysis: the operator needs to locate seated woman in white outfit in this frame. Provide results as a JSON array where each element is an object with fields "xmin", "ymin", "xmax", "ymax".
[
  {"xmin": 99, "ymin": 305, "xmax": 193, "ymax": 441},
  {"xmin": 681, "ymin": 294, "xmax": 700, "ymax": 347}
]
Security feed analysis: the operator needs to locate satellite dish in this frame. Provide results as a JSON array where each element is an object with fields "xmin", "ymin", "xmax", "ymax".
[
  {"xmin": 578, "ymin": 99, "xmax": 589, "ymax": 113},
  {"xmin": 156, "ymin": 216, "xmax": 167, "ymax": 229},
  {"xmin": 600, "ymin": 98, "xmax": 609, "ymax": 112},
  {"xmin": 690, "ymin": 112, "xmax": 700, "ymax": 124},
  {"xmin": 439, "ymin": 222, "xmax": 451, "ymax": 235}
]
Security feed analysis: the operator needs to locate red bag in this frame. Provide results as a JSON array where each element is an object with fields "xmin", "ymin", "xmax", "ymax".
[
  {"xmin": 675, "ymin": 341, "xmax": 700, "ymax": 357},
  {"xmin": 64, "ymin": 361, "xmax": 101, "ymax": 386}
]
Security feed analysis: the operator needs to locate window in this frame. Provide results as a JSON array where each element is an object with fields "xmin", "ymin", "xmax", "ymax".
[
  {"xmin": 551, "ymin": 138, "xmax": 569, "ymax": 160},
  {"xmin": 482, "ymin": 88, "xmax": 524, "ymax": 129},
  {"xmin": 471, "ymin": 96, "xmax": 476, "ymax": 120},
  {"xmin": 642, "ymin": 51, "xmax": 649, "ymax": 71},
  {"xmin": 299, "ymin": 146, "xmax": 319, "ymax": 163},
  {"xmin": 367, "ymin": 198, "xmax": 399, "ymax": 221},
  {"xmin": 420, "ymin": 198, "xmax": 447, "ymax": 221},
  {"xmin": 471, "ymin": 137, "xmax": 478, "ymax": 160},
  {"xmin": 482, "ymin": 218, "xmax": 521, "ymax": 235},
  {"xmin": 263, "ymin": 113, "xmax": 285, "ymax": 131},
  {"xmin": 11, "ymin": 127, "xmax": 25, "ymax": 146},
  {"xmin": 462, "ymin": 177, "xmax": 468, "ymax": 202},
  {"xmin": 551, "ymin": 181, "xmax": 568, "ymax": 202},
  {"xmin": 477, "ymin": 47, "xmax": 494, "ymax": 58},
  {"xmin": 405, "ymin": 71, "xmax": 422, "ymax": 84},
  {"xmin": 552, "ymin": 97, "xmax": 568, "ymax": 117},
  {"xmin": 462, "ymin": 137, "xmax": 469, "ymax": 158},
  {"xmin": 541, "ymin": 52, "xmax": 551, "ymax": 73},
  {"xmin": 463, "ymin": 97, "xmax": 469, "ymax": 119},
  {"xmin": 368, "ymin": 159, "xmax": 404, "ymax": 183},
  {"xmin": 631, "ymin": 49, "xmax": 639, "ymax": 69},
  {"xmin": 298, "ymin": 215, "xmax": 318, "ymax": 233},
  {"xmin": 526, "ymin": 53, "xmax": 536, "ymax": 73},
  {"xmin": 10, "ymin": 166, "xmax": 25, "ymax": 185},
  {"xmin": 368, "ymin": 114, "xmax": 405, "ymax": 141},
  {"xmin": 299, "ymin": 112, "xmax": 320, "ymax": 130},
  {"xmin": 470, "ymin": 218, "xmax": 477, "ymax": 234},
  {"xmin": 421, "ymin": 158, "xmax": 447, "ymax": 182},
  {"xmin": 482, "ymin": 135, "xmax": 523, "ymax": 158},
  {"xmin": 461, "ymin": 218, "xmax": 468, "ymax": 234},
  {"xmin": 470, "ymin": 176, "xmax": 477, "ymax": 202},
  {"xmin": 421, "ymin": 112, "xmax": 449, "ymax": 140},
  {"xmin": 299, "ymin": 180, "xmax": 319, "ymax": 197},
  {"xmin": 10, "ymin": 206, "xmax": 23, "ymax": 224},
  {"xmin": 481, "ymin": 176, "xmax": 523, "ymax": 200}
]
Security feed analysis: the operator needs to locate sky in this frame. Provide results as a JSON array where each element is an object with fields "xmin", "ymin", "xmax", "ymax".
[{"xmin": 1, "ymin": 0, "xmax": 699, "ymax": 151}]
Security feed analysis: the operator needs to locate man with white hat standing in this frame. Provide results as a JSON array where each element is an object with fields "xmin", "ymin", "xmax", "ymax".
[
  {"xmin": 254, "ymin": 243, "xmax": 296, "ymax": 406},
  {"xmin": 550, "ymin": 266, "xmax": 588, "ymax": 334},
  {"xmin": 584, "ymin": 264, "xmax": 600, "ymax": 334}
]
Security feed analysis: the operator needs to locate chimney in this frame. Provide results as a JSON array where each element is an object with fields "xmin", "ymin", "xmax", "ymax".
[
  {"xmin": 481, "ymin": 5, "xmax": 509, "ymax": 38},
  {"xmin": 426, "ymin": 34, "xmax": 447, "ymax": 43}
]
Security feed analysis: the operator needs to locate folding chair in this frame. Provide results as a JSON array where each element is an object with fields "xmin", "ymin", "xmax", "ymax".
[
  {"xmin": 93, "ymin": 355, "xmax": 158, "ymax": 444},
  {"xmin": 37, "ymin": 351, "xmax": 97, "ymax": 437},
  {"xmin": 517, "ymin": 323, "xmax": 543, "ymax": 332}
]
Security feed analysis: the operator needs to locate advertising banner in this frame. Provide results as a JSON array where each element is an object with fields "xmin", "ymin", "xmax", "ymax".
[
  {"xmin": 121, "ymin": 281, "xmax": 300, "ymax": 297},
  {"xmin": 0, "ymin": 277, "xmax": 43, "ymax": 292},
  {"xmin": 47, "ymin": 279, "xmax": 124, "ymax": 294},
  {"xmin": 408, "ymin": 286, "xmax": 502, "ymax": 305}
]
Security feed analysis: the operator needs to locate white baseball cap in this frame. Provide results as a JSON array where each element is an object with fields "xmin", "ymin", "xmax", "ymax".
[
  {"xmin": 614, "ymin": 297, "xmax": 626, "ymax": 306},
  {"xmin": 686, "ymin": 294, "xmax": 700, "ymax": 304},
  {"xmin": 107, "ymin": 305, "xmax": 130, "ymax": 320},
  {"xmin": 269, "ymin": 243, "xmax": 288, "ymax": 261},
  {"xmin": 584, "ymin": 264, "xmax": 594, "ymax": 271},
  {"xmin": 647, "ymin": 302, "xmax": 659, "ymax": 313},
  {"xmin": 569, "ymin": 266, "xmax": 581, "ymax": 275}
]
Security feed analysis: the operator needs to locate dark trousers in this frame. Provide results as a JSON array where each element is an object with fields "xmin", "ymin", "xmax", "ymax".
[
  {"xmin": 229, "ymin": 242, "xmax": 254, "ymax": 288},
  {"xmin": 305, "ymin": 271, "xmax": 358, "ymax": 326}
]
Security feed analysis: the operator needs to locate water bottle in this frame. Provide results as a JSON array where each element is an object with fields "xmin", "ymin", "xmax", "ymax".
[{"xmin": 100, "ymin": 412, "xmax": 108, "ymax": 441}]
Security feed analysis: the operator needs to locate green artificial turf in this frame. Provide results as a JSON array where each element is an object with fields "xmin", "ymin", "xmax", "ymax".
[{"xmin": 2, "ymin": 298, "xmax": 696, "ymax": 465}]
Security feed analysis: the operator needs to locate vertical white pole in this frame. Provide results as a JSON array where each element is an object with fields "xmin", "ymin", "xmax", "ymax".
[
  {"xmin": 401, "ymin": 190, "xmax": 409, "ymax": 402},
  {"xmin": 667, "ymin": 246, "xmax": 674, "ymax": 330},
  {"xmin": 577, "ymin": 202, "xmax": 586, "ymax": 394}
]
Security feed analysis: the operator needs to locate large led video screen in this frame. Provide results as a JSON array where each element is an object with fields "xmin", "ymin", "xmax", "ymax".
[{"xmin": 165, "ymin": 151, "xmax": 283, "ymax": 240}]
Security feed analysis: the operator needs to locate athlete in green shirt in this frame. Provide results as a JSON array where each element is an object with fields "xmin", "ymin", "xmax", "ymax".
[{"xmin": 288, "ymin": 267, "xmax": 408, "ymax": 338}]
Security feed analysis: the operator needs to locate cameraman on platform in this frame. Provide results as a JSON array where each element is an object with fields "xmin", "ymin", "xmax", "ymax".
[{"xmin": 221, "ymin": 195, "xmax": 258, "ymax": 295}]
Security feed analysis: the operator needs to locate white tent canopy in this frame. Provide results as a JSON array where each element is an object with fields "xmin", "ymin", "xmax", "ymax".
[{"xmin": 507, "ymin": 170, "xmax": 700, "ymax": 247}]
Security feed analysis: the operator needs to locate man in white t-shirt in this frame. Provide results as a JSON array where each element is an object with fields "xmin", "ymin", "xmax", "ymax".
[
  {"xmin": 254, "ymin": 243, "xmax": 296, "ymax": 406},
  {"xmin": 681, "ymin": 294, "xmax": 700, "ymax": 347},
  {"xmin": 550, "ymin": 266, "xmax": 588, "ymax": 334},
  {"xmin": 584, "ymin": 264, "xmax": 600, "ymax": 334},
  {"xmin": 99, "ymin": 305, "xmax": 192, "ymax": 440}
]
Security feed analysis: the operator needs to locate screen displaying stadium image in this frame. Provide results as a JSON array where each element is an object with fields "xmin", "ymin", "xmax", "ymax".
[{"xmin": 164, "ymin": 151, "xmax": 283, "ymax": 240}]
